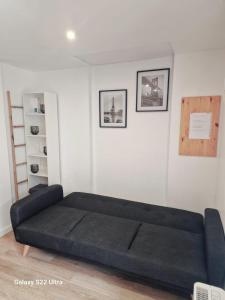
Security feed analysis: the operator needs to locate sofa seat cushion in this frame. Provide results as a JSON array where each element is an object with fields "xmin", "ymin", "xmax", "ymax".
[
  {"xmin": 124, "ymin": 223, "xmax": 207, "ymax": 291},
  {"xmin": 67, "ymin": 212, "xmax": 140, "ymax": 263},
  {"xmin": 58, "ymin": 192, "xmax": 204, "ymax": 234},
  {"xmin": 16, "ymin": 206, "xmax": 87, "ymax": 252}
]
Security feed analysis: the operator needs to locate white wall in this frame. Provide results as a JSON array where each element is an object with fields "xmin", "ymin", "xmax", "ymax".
[
  {"xmin": 34, "ymin": 52, "xmax": 225, "ymax": 219},
  {"xmin": 0, "ymin": 63, "xmax": 36, "ymax": 236},
  {"xmin": 1, "ymin": 64, "xmax": 37, "ymax": 199},
  {"xmin": 217, "ymin": 98, "xmax": 225, "ymax": 227},
  {"xmin": 1, "ymin": 50, "xmax": 225, "ymax": 238},
  {"xmin": 91, "ymin": 57, "xmax": 173, "ymax": 205},
  {"xmin": 36, "ymin": 68, "xmax": 92, "ymax": 195},
  {"xmin": 0, "ymin": 64, "xmax": 13, "ymax": 236},
  {"xmin": 91, "ymin": 51, "xmax": 225, "ymax": 219},
  {"xmin": 216, "ymin": 65, "xmax": 225, "ymax": 227},
  {"xmin": 0, "ymin": 65, "xmax": 92, "ymax": 237},
  {"xmin": 167, "ymin": 50, "xmax": 225, "ymax": 216}
]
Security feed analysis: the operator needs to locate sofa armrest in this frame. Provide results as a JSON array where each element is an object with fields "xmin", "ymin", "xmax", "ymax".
[
  {"xmin": 204, "ymin": 208, "xmax": 225, "ymax": 288},
  {"xmin": 10, "ymin": 184, "xmax": 63, "ymax": 231}
]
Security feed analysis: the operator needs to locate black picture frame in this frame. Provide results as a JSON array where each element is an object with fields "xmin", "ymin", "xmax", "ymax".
[
  {"xmin": 99, "ymin": 89, "xmax": 127, "ymax": 128},
  {"xmin": 136, "ymin": 68, "xmax": 170, "ymax": 112}
]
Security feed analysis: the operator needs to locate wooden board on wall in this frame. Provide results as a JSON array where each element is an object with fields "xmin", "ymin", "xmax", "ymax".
[{"xmin": 179, "ymin": 96, "xmax": 221, "ymax": 157}]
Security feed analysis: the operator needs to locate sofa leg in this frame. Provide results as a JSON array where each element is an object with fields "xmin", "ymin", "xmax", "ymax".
[{"xmin": 22, "ymin": 245, "xmax": 30, "ymax": 257}]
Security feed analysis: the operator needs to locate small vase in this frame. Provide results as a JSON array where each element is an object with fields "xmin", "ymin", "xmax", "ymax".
[
  {"xmin": 30, "ymin": 126, "xmax": 39, "ymax": 135},
  {"xmin": 40, "ymin": 104, "xmax": 45, "ymax": 114},
  {"xmin": 43, "ymin": 146, "xmax": 47, "ymax": 156},
  {"xmin": 30, "ymin": 164, "xmax": 39, "ymax": 174}
]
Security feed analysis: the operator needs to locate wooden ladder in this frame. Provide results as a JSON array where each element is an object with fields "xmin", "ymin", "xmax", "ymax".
[{"xmin": 7, "ymin": 91, "xmax": 28, "ymax": 201}]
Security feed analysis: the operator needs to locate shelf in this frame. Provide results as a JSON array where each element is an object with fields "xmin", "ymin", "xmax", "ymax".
[
  {"xmin": 28, "ymin": 154, "xmax": 48, "ymax": 158},
  {"xmin": 26, "ymin": 113, "xmax": 45, "ymax": 116},
  {"xmin": 26, "ymin": 134, "xmax": 46, "ymax": 138},
  {"xmin": 23, "ymin": 91, "xmax": 60, "ymax": 189},
  {"xmin": 16, "ymin": 162, "xmax": 27, "ymax": 166},
  {"xmin": 15, "ymin": 143, "xmax": 26, "ymax": 148},
  {"xmin": 29, "ymin": 172, "xmax": 48, "ymax": 178},
  {"xmin": 12, "ymin": 105, "xmax": 23, "ymax": 109},
  {"xmin": 17, "ymin": 179, "xmax": 28, "ymax": 184}
]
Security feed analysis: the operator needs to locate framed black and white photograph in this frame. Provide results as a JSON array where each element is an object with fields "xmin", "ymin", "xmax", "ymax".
[
  {"xmin": 99, "ymin": 89, "xmax": 127, "ymax": 128},
  {"xmin": 136, "ymin": 68, "xmax": 170, "ymax": 112}
]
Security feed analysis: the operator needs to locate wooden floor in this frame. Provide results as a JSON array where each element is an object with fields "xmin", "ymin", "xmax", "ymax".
[{"xmin": 0, "ymin": 232, "xmax": 187, "ymax": 300}]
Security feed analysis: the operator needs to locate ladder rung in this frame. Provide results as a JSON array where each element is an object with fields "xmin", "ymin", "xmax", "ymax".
[
  {"xmin": 17, "ymin": 179, "xmax": 28, "ymax": 184},
  {"xmin": 13, "ymin": 125, "xmax": 24, "ymax": 128},
  {"xmin": 14, "ymin": 144, "xmax": 26, "ymax": 148},
  {"xmin": 16, "ymin": 162, "xmax": 27, "ymax": 167},
  {"xmin": 11, "ymin": 106, "xmax": 23, "ymax": 109}
]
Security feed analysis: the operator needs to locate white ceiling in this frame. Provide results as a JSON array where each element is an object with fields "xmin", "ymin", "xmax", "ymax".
[{"xmin": 0, "ymin": 0, "xmax": 224, "ymax": 70}]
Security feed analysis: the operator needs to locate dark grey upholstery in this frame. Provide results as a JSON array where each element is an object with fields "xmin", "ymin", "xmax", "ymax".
[
  {"xmin": 205, "ymin": 209, "xmax": 225, "ymax": 288},
  {"xmin": 128, "ymin": 223, "xmax": 207, "ymax": 289},
  {"xmin": 69, "ymin": 212, "xmax": 140, "ymax": 252},
  {"xmin": 58, "ymin": 192, "xmax": 204, "ymax": 234},
  {"xmin": 10, "ymin": 185, "xmax": 63, "ymax": 231},
  {"xmin": 10, "ymin": 185, "xmax": 225, "ymax": 295},
  {"xmin": 16, "ymin": 206, "xmax": 87, "ymax": 252}
]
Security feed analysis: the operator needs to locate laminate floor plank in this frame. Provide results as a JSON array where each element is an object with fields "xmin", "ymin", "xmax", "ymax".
[{"xmin": 0, "ymin": 232, "xmax": 187, "ymax": 300}]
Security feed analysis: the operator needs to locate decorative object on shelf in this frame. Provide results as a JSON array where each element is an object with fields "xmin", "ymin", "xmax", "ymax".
[
  {"xmin": 30, "ymin": 164, "xmax": 39, "ymax": 174},
  {"xmin": 43, "ymin": 146, "xmax": 47, "ymax": 156},
  {"xmin": 30, "ymin": 126, "xmax": 39, "ymax": 135},
  {"xmin": 33, "ymin": 98, "xmax": 39, "ymax": 113},
  {"xmin": 23, "ymin": 92, "xmax": 60, "ymax": 190},
  {"xmin": 40, "ymin": 104, "xmax": 45, "ymax": 114},
  {"xmin": 99, "ymin": 89, "xmax": 127, "ymax": 128},
  {"xmin": 136, "ymin": 68, "xmax": 170, "ymax": 112}
]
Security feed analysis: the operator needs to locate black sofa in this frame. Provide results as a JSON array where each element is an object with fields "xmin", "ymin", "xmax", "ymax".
[{"xmin": 10, "ymin": 185, "xmax": 225, "ymax": 295}]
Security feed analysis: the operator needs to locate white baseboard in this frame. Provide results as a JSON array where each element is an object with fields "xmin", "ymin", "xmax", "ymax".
[{"xmin": 0, "ymin": 224, "xmax": 12, "ymax": 238}]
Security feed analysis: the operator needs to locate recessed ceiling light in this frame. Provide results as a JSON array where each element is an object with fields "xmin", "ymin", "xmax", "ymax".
[{"xmin": 66, "ymin": 30, "xmax": 76, "ymax": 41}]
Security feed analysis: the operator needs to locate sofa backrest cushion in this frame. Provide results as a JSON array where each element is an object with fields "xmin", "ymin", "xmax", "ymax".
[
  {"xmin": 204, "ymin": 208, "xmax": 225, "ymax": 288},
  {"xmin": 58, "ymin": 192, "xmax": 204, "ymax": 234},
  {"xmin": 10, "ymin": 185, "xmax": 63, "ymax": 231}
]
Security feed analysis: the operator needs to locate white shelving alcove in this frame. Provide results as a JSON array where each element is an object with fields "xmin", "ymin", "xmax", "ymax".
[{"xmin": 23, "ymin": 92, "xmax": 61, "ymax": 189}]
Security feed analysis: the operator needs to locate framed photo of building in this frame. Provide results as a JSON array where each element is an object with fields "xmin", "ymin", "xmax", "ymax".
[
  {"xmin": 99, "ymin": 89, "xmax": 127, "ymax": 128},
  {"xmin": 136, "ymin": 68, "xmax": 170, "ymax": 112}
]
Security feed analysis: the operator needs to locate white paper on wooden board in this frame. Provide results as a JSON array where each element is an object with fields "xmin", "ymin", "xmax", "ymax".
[{"xmin": 189, "ymin": 112, "xmax": 212, "ymax": 140}]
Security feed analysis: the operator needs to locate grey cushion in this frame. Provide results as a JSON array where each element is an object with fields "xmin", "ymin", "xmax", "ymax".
[
  {"xmin": 16, "ymin": 206, "xmax": 87, "ymax": 252},
  {"xmin": 125, "ymin": 223, "xmax": 207, "ymax": 290},
  {"xmin": 58, "ymin": 192, "xmax": 204, "ymax": 234},
  {"xmin": 11, "ymin": 185, "xmax": 63, "ymax": 231},
  {"xmin": 68, "ymin": 212, "xmax": 140, "ymax": 262}
]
